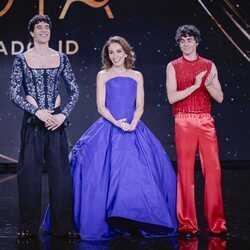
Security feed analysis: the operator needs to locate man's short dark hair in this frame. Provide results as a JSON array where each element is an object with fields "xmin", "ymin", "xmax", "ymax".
[
  {"xmin": 28, "ymin": 15, "xmax": 52, "ymax": 32},
  {"xmin": 175, "ymin": 25, "xmax": 201, "ymax": 45}
]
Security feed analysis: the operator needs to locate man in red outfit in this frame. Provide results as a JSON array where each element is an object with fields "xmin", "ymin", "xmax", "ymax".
[{"xmin": 166, "ymin": 24, "xmax": 230, "ymax": 238}]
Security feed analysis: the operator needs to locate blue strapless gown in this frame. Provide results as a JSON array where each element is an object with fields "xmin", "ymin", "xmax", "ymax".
[{"xmin": 42, "ymin": 76, "xmax": 178, "ymax": 240}]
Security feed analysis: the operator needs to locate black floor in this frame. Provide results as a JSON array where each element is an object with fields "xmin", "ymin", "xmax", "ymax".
[{"xmin": 0, "ymin": 165, "xmax": 250, "ymax": 250}]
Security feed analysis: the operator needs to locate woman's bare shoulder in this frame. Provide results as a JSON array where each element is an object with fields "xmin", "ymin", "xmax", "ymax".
[
  {"xmin": 128, "ymin": 69, "xmax": 143, "ymax": 81},
  {"xmin": 97, "ymin": 69, "xmax": 112, "ymax": 83}
]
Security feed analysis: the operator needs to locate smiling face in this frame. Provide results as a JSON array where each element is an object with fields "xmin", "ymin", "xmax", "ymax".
[
  {"xmin": 108, "ymin": 42, "xmax": 127, "ymax": 68},
  {"xmin": 179, "ymin": 36, "xmax": 198, "ymax": 57},
  {"xmin": 30, "ymin": 21, "xmax": 51, "ymax": 45}
]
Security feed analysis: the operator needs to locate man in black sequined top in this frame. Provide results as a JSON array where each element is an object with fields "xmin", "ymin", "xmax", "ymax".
[{"xmin": 9, "ymin": 14, "xmax": 80, "ymax": 241}]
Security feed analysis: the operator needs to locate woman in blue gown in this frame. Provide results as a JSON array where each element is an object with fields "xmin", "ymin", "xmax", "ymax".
[{"xmin": 42, "ymin": 36, "xmax": 177, "ymax": 240}]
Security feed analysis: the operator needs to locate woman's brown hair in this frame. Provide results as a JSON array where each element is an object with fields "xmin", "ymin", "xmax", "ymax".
[{"xmin": 101, "ymin": 36, "xmax": 136, "ymax": 69}]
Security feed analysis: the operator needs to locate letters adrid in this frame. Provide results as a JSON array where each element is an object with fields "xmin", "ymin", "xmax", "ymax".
[{"xmin": 0, "ymin": 40, "xmax": 79, "ymax": 55}]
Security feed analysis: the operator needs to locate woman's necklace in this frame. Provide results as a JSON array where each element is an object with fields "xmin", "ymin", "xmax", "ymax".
[{"xmin": 111, "ymin": 67, "xmax": 127, "ymax": 73}]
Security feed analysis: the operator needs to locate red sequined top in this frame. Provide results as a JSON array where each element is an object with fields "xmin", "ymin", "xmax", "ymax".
[{"xmin": 171, "ymin": 55, "xmax": 212, "ymax": 114}]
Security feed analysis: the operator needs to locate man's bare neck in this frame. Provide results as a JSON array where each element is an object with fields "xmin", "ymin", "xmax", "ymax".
[
  {"xmin": 183, "ymin": 53, "xmax": 198, "ymax": 61},
  {"xmin": 32, "ymin": 45, "xmax": 50, "ymax": 57},
  {"xmin": 24, "ymin": 46, "xmax": 60, "ymax": 68}
]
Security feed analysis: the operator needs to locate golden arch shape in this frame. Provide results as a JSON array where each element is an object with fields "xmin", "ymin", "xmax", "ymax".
[
  {"xmin": 59, "ymin": 0, "xmax": 114, "ymax": 19},
  {"xmin": 0, "ymin": 0, "xmax": 14, "ymax": 17}
]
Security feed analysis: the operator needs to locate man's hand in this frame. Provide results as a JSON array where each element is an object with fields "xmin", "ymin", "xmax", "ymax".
[
  {"xmin": 45, "ymin": 113, "xmax": 66, "ymax": 131},
  {"xmin": 205, "ymin": 71, "xmax": 216, "ymax": 87},
  {"xmin": 35, "ymin": 109, "xmax": 57, "ymax": 126},
  {"xmin": 193, "ymin": 70, "xmax": 207, "ymax": 89}
]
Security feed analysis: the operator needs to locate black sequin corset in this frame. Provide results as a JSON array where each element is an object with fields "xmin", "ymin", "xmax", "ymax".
[{"xmin": 9, "ymin": 53, "xmax": 79, "ymax": 117}]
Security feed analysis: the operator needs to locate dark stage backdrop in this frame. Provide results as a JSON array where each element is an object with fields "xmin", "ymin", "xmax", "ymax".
[{"xmin": 0, "ymin": 0, "xmax": 249, "ymax": 163}]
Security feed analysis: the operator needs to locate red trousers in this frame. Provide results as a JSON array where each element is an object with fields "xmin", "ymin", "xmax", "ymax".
[{"xmin": 175, "ymin": 113, "xmax": 227, "ymax": 233}]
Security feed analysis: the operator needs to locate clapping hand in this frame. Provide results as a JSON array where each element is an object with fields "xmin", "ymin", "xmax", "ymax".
[
  {"xmin": 205, "ymin": 71, "xmax": 216, "ymax": 87},
  {"xmin": 193, "ymin": 70, "xmax": 207, "ymax": 89}
]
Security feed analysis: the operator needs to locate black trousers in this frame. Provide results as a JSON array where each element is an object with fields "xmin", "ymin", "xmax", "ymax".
[{"xmin": 17, "ymin": 109, "xmax": 74, "ymax": 235}]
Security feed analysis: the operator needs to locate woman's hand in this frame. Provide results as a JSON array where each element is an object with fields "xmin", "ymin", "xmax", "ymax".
[
  {"xmin": 129, "ymin": 120, "xmax": 138, "ymax": 131},
  {"xmin": 116, "ymin": 118, "xmax": 131, "ymax": 131},
  {"xmin": 120, "ymin": 122, "xmax": 132, "ymax": 131},
  {"xmin": 115, "ymin": 118, "xmax": 138, "ymax": 132}
]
